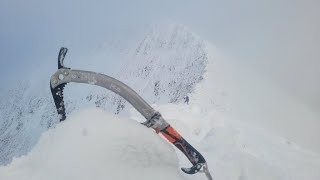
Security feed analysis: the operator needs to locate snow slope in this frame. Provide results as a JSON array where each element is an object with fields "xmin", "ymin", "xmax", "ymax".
[
  {"xmin": 149, "ymin": 103, "xmax": 320, "ymax": 180},
  {"xmin": 0, "ymin": 108, "xmax": 184, "ymax": 180}
]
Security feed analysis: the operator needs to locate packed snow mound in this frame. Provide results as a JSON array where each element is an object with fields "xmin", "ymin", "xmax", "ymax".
[{"xmin": 0, "ymin": 108, "xmax": 184, "ymax": 180}]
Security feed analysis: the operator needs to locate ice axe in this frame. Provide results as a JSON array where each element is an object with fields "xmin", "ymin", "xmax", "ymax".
[{"xmin": 50, "ymin": 47, "xmax": 213, "ymax": 179}]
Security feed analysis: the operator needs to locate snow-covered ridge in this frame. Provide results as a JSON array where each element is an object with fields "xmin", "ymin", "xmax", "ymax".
[
  {"xmin": 63, "ymin": 22, "xmax": 208, "ymax": 115},
  {"xmin": 118, "ymin": 23, "xmax": 208, "ymax": 104}
]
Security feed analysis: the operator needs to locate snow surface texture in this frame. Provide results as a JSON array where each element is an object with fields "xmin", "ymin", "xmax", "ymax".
[
  {"xmin": 0, "ymin": 22, "xmax": 207, "ymax": 165},
  {"xmin": 0, "ymin": 108, "xmax": 184, "ymax": 180}
]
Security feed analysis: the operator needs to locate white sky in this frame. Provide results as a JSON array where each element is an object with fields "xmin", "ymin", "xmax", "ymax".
[{"xmin": 0, "ymin": 0, "xmax": 319, "ymax": 111}]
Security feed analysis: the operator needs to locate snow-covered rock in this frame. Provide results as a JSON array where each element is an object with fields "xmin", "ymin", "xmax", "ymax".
[{"xmin": 119, "ymin": 23, "xmax": 207, "ymax": 104}]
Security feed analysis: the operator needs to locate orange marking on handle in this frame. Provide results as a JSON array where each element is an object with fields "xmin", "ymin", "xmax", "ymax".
[
  {"xmin": 166, "ymin": 126, "xmax": 182, "ymax": 138},
  {"xmin": 161, "ymin": 131, "xmax": 175, "ymax": 142},
  {"xmin": 160, "ymin": 125, "xmax": 182, "ymax": 143}
]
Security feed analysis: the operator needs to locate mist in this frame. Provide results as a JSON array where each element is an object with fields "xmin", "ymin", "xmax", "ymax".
[{"xmin": 0, "ymin": 0, "xmax": 319, "ymax": 110}]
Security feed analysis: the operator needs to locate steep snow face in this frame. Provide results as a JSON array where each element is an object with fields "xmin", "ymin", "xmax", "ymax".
[
  {"xmin": 0, "ymin": 108, "xmax": 184, "ymax": 180},
  {"xmin": 0, "ymin": 22, "xmax": 208, "ymax": 165},
  {"xmin": 118, "ymin": 23, "xmax": 208, "ymax": 104},
  {"xmin": 67, "ymin": 23, "xmax": 209, "ymax": 115},
  {"xmin": 0, "ymin": 80, "xmax": 57, "ymax": 166}
]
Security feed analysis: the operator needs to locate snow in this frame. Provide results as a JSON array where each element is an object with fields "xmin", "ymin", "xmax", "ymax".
[
  {"xmin": 0, "ymin": 108, "xmax": 183, "ymax": 180},
  {"xmin": 2, "ymin": 103, "xmax": 320, "ymax": 180},
  {"xmin": 135, "ymin": 102, "xmax": 320, "ymax": 180}
]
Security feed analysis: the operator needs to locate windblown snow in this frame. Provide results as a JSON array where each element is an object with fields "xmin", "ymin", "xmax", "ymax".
[
  {"xmin": 1, "ymin": 22, "xmax": 320, "ymax": 180},
  {"xmin": 0, "ymin": 108, "xmax": 183, "ymax": 180}
]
